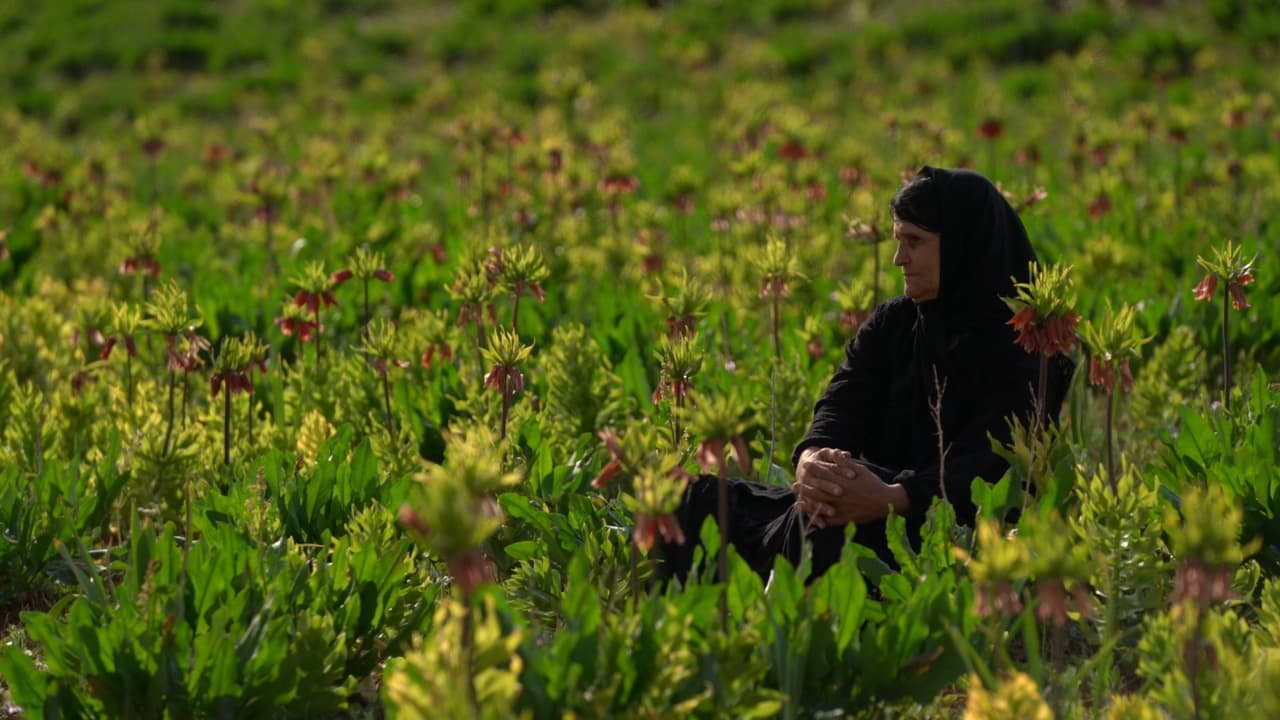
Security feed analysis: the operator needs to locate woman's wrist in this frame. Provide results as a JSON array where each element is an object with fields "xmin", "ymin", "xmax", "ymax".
[{"xmin": 884, "ymin": 483, "xmax": 911, "ymax": 514}]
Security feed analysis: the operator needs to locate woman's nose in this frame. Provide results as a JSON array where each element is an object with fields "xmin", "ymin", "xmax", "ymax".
[{"xmin": 892, "ymin": 243, "xmax": 908, "ymax": 266}]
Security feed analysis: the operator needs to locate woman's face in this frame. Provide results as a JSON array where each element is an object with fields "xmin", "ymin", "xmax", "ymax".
[{"xmin": 892, "ymin": 218, "xmax": 942, "ymax": 303}]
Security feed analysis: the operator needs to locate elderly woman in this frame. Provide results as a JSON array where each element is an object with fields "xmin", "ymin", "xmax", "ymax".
[{"xmin": 662, "ymin": 166, "xmax": 1073, "ymax": 580}]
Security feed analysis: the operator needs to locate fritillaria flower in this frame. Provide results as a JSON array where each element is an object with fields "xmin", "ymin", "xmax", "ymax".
[
  {"xmin": 1193, "ymin": 243, "xmax": 1258, "ymax": 409},
  {"xmin": 275, "ymin": 316, "xmax": 320, "ymax": 342},
  {"xmin": 210, "ymin": 369, "xmax": 253, "ymax": 399},
  {"xmin": 599, "ymin": 173, "xmax": 639, "ymax": 196},
  {"xmin": 978, "ymin": 118, "xmax": 1005, "ymax": 140},
  {"xmin": 1087, "ymin": 193, "xmax": 1112, "ymax": 218},
  {"xmin": 695, "ymin": 436, "xmax": 751, "ymax": 477},
  {"xmin": 1008, "ymin": 307, "xmax": 1080, "ymax": 357},
  {"xmin": 421, "ymin": 342, "xmax": 454, "ymax": 368},
  {"xmin": 590, "ymin": 428, "xmax": 626, "ymax": 489},
  {"xmin": 119, "ymin": 256, "xmax": 162, "ymax": 278},
  {"xmin": 633, "ymin": 513, "xmax": 685, "ymax": 553}
]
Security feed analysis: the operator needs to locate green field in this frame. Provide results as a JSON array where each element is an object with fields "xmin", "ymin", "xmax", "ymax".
[{"xmin": 2, "ymin": 0, "xmax": 1280, "ymax": 717}]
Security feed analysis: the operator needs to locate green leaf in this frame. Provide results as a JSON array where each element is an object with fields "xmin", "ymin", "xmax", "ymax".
[
  {"xmin": 504, "ymin": 540, "xmax": 538, "ymax": 561},
  {"xmin": 0, "ymin": 645, "xmax": 50, "ymax": 718}
]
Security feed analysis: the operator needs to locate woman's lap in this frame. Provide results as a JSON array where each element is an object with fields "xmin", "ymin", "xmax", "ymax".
[{"xmin": 658, "ymin": 475, "xmax": 897, "ymax": 582}]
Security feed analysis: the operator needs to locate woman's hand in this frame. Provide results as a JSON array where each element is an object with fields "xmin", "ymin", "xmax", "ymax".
[{"xmin": 793, "ymin": 447, "xmax": 910, "ymax": 528}]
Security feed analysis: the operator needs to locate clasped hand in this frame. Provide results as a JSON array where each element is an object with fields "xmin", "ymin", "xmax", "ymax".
[{"xmin": 792, "ymin": 447, "xmax": 909, "ymax": 528}]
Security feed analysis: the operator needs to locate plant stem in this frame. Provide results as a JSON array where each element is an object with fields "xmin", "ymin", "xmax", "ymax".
[
  {"xmin": 163, "ymin": 368, "xmax": 176, "ymax": 455},
  {"xmin": 1188, "ymin": 605, "xmax": 1205, "ymax": 720},
  {"xmin": 181, "ymin": 372, "xmax": 189, "ymax": 427},
  {"xmin": 462, "ymin": 599, "xmax": 478, "ymax": 715},
  {"xmin": 717, "ymin": 465, "xmax": 730, "ymax": 632},
  {"xmin": 1222, "ymin": 284, "xmax": 1231, "ymax": 411},
  {"xmin": 499, "ymin": 374, "xmax": 511, "ymax": 441},
  {"xmin": 125, "ymin": 352, "xmax": 134, "ymax": 409},
  {"xmin": 629, "ymin": 539, "xmax": 639, "ymax": 603},
  {"xmin": 382, "ymin": 371, "xmax": 394, "ymax": 431},
  {"xmin": 223, "ymin": 384, "xmax": 232, "ymax": 466},
  {"xmin": 512, "ymin": 293, "xmax": 521, "ymax": 336},
  {"xmin": 771, "ymin": 292, "xmax": 781, "ymax": 361},
  {"xmin": 362, "ymin": 279, "xmax": 371, "ymax": 339},
  {"xmin": 673, "ymin": 391, "xmax": 683, "ymax": 450},
  {"xmin": 1024, "ymin": 352, "xmax": 1049, "ymax": 511},
  {"xmin": 314, "ymin": 305, "xmax": 322, "ymax": 369},
  {"xmin": 1105, "ymin": 385, "xmax": 1116, "ymax": 492},
  {"xmin": 265, "ymin": 208, "xmax": 278, "ymax": 277}
]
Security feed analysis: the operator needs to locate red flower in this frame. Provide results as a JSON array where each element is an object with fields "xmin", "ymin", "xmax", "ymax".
[
  {"xmin": 696, "ymin": 436, "xmax": 751, "ymax": 476},
  {"xmin": 1022, "ymin": 187, "xmax": 1048, "ymax": 209},
  {"xmin": 374, "ymin": 268, "xmax": 394, "ymax": 282},
  {"xmin": 633, "ymin": 512, "xmax": 685, "ymax": 552},
  {"xmin": 204, "ymin": 143, "xmax": 229, "ymax": 166},
  {"xmin": 599, "ymin": 174, "xmax": 639, "ymax": 195},
  {"xmin": 484, "ymin": 365, "xmax": 525, "ymax": 395},
  {"xmin": 276, "ymin": 316, "xmax": 319, "ymax": 342},
  {"xmin": 1007, "ymin": 307, "xmax": 1079, "ymax": 357},
  {"xmin": 1193, "ymin": 274, "xmax": 1218, "ymax": 302},
  {"xmin": 372, "ymin": 357, "xmax": 411, "ymax": 378},
  {"xmin": 1119, "ymin": 359, "xmax": 1134, "ymax": 392},
  {"xmin": 1035, "ymin": 579, "xmax": 1069, "ymax": 627},
  {"xmin": 759, "ymin": 277, "xmax": 791, "ymax": 299},
  {"xmin": 977, "ymin": 118, "xmax": 1004, "ymax": 140},
  {"xmin": 421, "ymin": 343, "xmax": 454, "ymax": 368},
  {"xmin": 652, "ymin": 379, "xmax": 692, "ymax": 405},
  {"xmin": 1089, "ymin": 356, "xmax": 1113, "ymax": 390},
  {"xmin": 211, "ymin": 370, "xmax": 254, "ymax": 398},
  {"xmin": 119, "ymin": 256, "xmax": 162, "ymax": 278},
  {"xmin": 975, "ymin": 580, "xmax": 1022, "ymax": 617},
  {"xmin": 293, "ymin": 289, "xmax": 338, "ymax": 314},
  {"xmin": 778, "ymin": 140, "xmax": 808, "ymax": 161},
  {"xmin": 330, "ymin": 268, "xmax": 354, "ymax": 286},
  {"xmin": 1228, "ymin": 282, "xmax": 1250, "ymax": 310},
  {"xmin": 667, "ymin": 316, "xmax": 697, "ymax": 338},
  {"xmin": 447, "ymin": 547, "xmax": 496, "ymax": 601},
  {"xmin": 1087, "ymin": 193, "xmax": 1112, "ymax": 218}
]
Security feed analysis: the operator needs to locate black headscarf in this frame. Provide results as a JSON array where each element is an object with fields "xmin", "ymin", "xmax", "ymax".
[{"xmin": 901, "ymin": 166, "xmax": 1038, "ymax": 383}]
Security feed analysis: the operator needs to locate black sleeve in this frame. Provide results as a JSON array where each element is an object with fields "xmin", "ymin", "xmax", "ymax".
[
  {"xmin": 893, "ymin": 348, "xmax": 1039, "ymax": 518},
  {"xmin": 791, "ymin": 305, "xmax": 890, "ymax": 468}
]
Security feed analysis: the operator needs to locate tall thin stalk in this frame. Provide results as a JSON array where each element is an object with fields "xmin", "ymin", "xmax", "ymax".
[
  {"xmin": 163, "ymin": 368, "xmax": 176, "ymax": 454},
  {"xmin": 498, "ymin": 375, "xmax": 511, "ymax": 441},
  {"xmin": 716, "ymin": 459, "xmax": 730, "ymax": 631},
  {"xmin": 382, "ymin": 371, "xmax": 394, "ymax": 431},
  {"xmin": 314, "ymin": 304, "xmax": 323, "ymax": 368},
  {"xmin": 124, "ymin": 353, "xmax": 134, "ymax": 409},
  {"xmin": 223, "ymin": 385, "xmax": 232, "ymax": 466},
  {"xmin": 1221, "ymin": 284, "xmax": 1231, "ymax": 411},
  {"xmin": 1105, "ymin": 385, "xmax": 1116, "ymax": 491}
]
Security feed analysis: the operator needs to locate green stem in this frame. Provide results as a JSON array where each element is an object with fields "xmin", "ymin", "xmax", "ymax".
[
  {"xmin": 499, "ymin": 375, "xmax": 510, "ymax": 441},
  {"xmin": 717, "ymin": 466, "xmax": 730, "ymax": 632},
  {"xmin": 1189, "ymin": 605, "xmax": 1205, "ymax": 720},
  {"xmin": 363, "ymin": 279, "xmax": 371, "ymax": 339},
  {"xmin": 223, "ymin": 383, "xmax": 232, "ymax": 466},
  {"xmin": 1222, "ymin": 283, "xmax": 1231, "ymax": 411},
  {"xmin": 314, "ymin": 305, "xmax": 322, "ymax": 369},
  {"xmin": 462, "ymin": 599, "xmax": 478, "ymax": 714},
  {"xmin": 1105, "ymin": 385, "xmax": 1116, "ymax": 492},
  {"xmin": 383, "ymin": 371, "xmax": 394, "ymax": 431},
  {"xmin": 125, "ymin": 352, "xmax": 134, "ymax": 410},
  {"xmin": 163, "ymin": 368, "xmax": 176, "ymax": 455},
  {"xmin": 771, "ymin": 292, "xmax": 781, "ymax": 361}
]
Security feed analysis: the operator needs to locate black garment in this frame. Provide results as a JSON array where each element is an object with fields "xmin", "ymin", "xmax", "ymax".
[{"xmin": 660, "ymin": 167, "xmax": 1073, "ymax": 582}]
